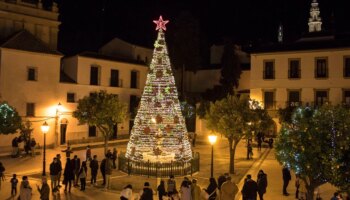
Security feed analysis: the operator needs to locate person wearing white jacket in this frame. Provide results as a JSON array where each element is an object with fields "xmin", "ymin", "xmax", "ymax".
[{"xmin": 121, "ymin": 184, "xmax": 134, "ymax": 200}]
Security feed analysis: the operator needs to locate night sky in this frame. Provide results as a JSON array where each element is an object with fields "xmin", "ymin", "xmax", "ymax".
[{"xmin": 58, "ymin": 0, "xmax": 350, "ymax": 55}]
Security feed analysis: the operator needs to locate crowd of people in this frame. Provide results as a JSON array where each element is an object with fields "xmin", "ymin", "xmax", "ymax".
[{"xmin": 11, "ymin": 136, "xmax": 37, "ymax": 158}]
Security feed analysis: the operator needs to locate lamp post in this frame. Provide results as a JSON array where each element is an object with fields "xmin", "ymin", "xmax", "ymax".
[
  {"xmin": 41, "ymin": 121, "xmax": 49, "ymax": 176},
  {"xmin": 208, "ymin": 134, "xmax": 217, "ymax": 178}
]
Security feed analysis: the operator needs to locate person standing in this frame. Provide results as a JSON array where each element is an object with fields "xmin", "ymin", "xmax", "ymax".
[
  {"xmin": 71, "ymin": 155, "xmax": 81, "ymax": 187},
  {"xmin": 90, "ymin": 155, "xmax": 99, "ymax": 185},
  {"xmin": 62, "ymin": 145, "xmax": 73, "ymax": 158},
  {"xmin": 30, "ymin": 138, "xmax": 36, "ymax": 157},
  {"xmin": 37, "ymin": 177, "xmax": 50, "ymax": 200},
  {"xmin": 295, "ymin": 174, "xmax": 300, "ymax": 199},
  {"xmin": 140, "ymin": 182, "xmax": 153, "ymax": 200},
  {"xmin": 10, "ymin": 174, "xmax": 18, "ymax": 197},
  {"xmin": 257, "ymin": 136, "xmax": 262, "ymax": 151},
  {"xmin": 0, "ymin": 162, "xmax": 5, "ymax": 189},
  {"xmin": 221, "ymin": 176, "xmax": 238, "ymax": 200},
  {"xmin": 191, "ymin": 179, "xmax": 201, "ymax": 200},
  {"xmin": 167, "ymin": 175, "xmax": 177, "ymax": 196},
  {"xmin": 257, "ymin": 170, "xmax": 267, "ymax": 200},
  {"xmin": 105, "ymin": 155, "xmax": 113, "ymax": 190},
  {"xmin": 282, "ymin": 166, "xmax": 291, "ymax": 196},
  {"xmin": 100, "ymin": 157, "xmax": 106, "ymax": 186},
  {"xmin": 112, "ymin": 148, "xmax": 118, "ymax": 169},
  {"xmin": 12, "ymin": 137, "xmax": 19, "ymax": 158},
  {"xmin": 63, "ymin": 158, "xmax": 74, "ymax": 193},
  {"xmin": 180, "ymin": 180, "xmax": 191, "ymax": 200},
  {"xmin": 49, "ymin": 158, "xmax": 60, "ymax": 192},
  {"xmin": 157, "ymin": 180, "xmax": 166, "ymax": 200},
  {"xmin": 86, "ymin": 145, "xmax": 91, "ymax": 161},
  {"xmin": 56, "ymin": 154, "xmax": 63, "ymax": 187},
  {"xmin": 217, "ymin": 174, "xmax": 226, "ymax": 191},
  {"xmin": 78, "ymin": 161, "xmax": 87, "ymax": 191},
  {"xmin": 241, "ymin": 174, "xmax": 258, "ymax": 200},
  {"xmin": 206, "ymin": 177, "xmax": 218, "ymax": 200},
  {"xmin": 19, "ymin": 176, "xmax": 32, "ymax": 200}
]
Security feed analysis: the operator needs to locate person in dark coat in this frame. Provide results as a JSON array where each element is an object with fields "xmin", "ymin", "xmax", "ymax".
[
  {"xmin": 206, "ymin": 177, "xmax": 218, "ymax": 200},
  {"xmin": 241, "ymin": 174, "xmax": 258, "ymax": 200},
  {"xmin": 217, "ymin": 174, "xmax": 227, "ymax": 190},
  {"xmin": 157, "ymin": 180, "xmax": 166, "ymax": 200},
  {"xmin": 257, "ymin": 170, "xmax": 267, "ymax": 200},
  {"xmin": 90, "ymin": 155, "xmax": 99, "ymax": 185},
  {"xmin": 140, "ymin": 182, "xmax": 153, "ymax": 200},
  {"xmin": 112, "ymin": 148, "xmax": 118, "ymax": 169},
  {"xmin": 63, "ymin": 158, "xmax": 74, "ymax": 192},
  {"xmin": 282, "ymin": 166, "xmax": 291, "ymax": 196},
  {"xmin": 12, "ymin": 137, "xmax": 19, "ymax": 157},
  {"xmin": 100, "ymin": 158, "xmax": 106, "ymax": 185},
  {"xmin": 49, "ymin": 158, "xmax": 60, "ymax": 192},
  {"xmin": 37, "ymin": 177, "xmax": 50, "ymax": 200},
  {"xmin": 71, "ymin": 155, "xmax": 81, "ymax": 187}
]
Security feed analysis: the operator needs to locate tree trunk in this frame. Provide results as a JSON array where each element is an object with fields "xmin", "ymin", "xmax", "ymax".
[
  {"xmin": 104, "ymin": 135, "xmax": 108, "ymax": 155},
  {"xmin": 228, "ymin": 139, "xmax": 238, "ymax": 174},
  {"xmin": 306, "ymin": 184, "xmax": 316, "ymax": 200}
]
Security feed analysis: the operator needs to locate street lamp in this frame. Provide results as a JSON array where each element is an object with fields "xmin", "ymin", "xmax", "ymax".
[
  {"xmin": 208, "ymin": 134, "xmax": 217, "ymax": 178},
  {"xmin": 41, "ymin": 121, "xmax": 49, "ymax": 176}
]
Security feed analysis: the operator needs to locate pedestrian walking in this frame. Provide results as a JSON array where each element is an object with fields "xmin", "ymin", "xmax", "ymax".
[
  {"xmin": 112, "ymin": 147, "xmax": 118, "ymax": 169},
  {"xmin": 282, "ymin": 166, "xmax": 291, "ymax": 196},
  {"xmin": 221, "ymin": 176, "xmax": 238, "ymax": 200},
  {"xmin": 78, "ymin": 161, "xmax": 87, "ymax": 191},
  {"xmin": 62, "ymin": 144, "xmax": 73, "ymax": 158},
  {"xmin": 12, "ymin": 137, "xmax": 19, "ymax": 158},
  {"xmin": 180, "ymin": 180, "xmax": 191, "ymax": 200},
  {"xmin": 167, "ymin": 175, "xmax": 177, "ymax": 196},
  {"xmin": 120, "ymin": 184, "xmax": 134, "ymax": 200},
  {"xmin": 56, "ymin": 154, "xmax": 62, "ymax": 187},
  {"xmin": 37, "ymin": 177, "xmax": 50, "ymax": 200},
  {"xmin": 206, "ymin": 177, "xmax": 218, "ymax": 200},
  {"xmin": 63, "ymin": 158, "xmax": 74, "ymax": 193},
  {"xmin": 71, "ymin": 155, "xmax": 81, "ymax": 187},
  {"xmin": 157, "ymin": 180, "xmax": 166, "ymax": 200},
  {"xmin": 30, "ymin": 138, "xmax": 36, "ymax": 157},
  {"xmin": 10, "ymin": 174, "xmax": 18, "ymax": 196},
  {"xmin": 19, "ymin": 176, "xmax": 32, "ymax": 200},
  {"xmin": 100, "ymin": 157, "xmax": 106, "ymax": 185},
  {"xmin": 90, "ymin": 155, "xmax": 99, "ymax": 185},
  {"xmin": 257, "ymin": 170, "xmax": 267, "ymax": 200},
  {"xmin": 0, "ymin": 162, "xmax": 5, "ymax": 189},
  {"xmin": 86, "ymin": 145, "xmax": 91, "ymax": 161},
  {"xmin": 241, "ymin": 174, "xmax": 258, "ymax": 200},
  {"xmin": 49, "ymin": 157, "xmax": 60, "ymax": 192},
  {"xmin": 140, "ymin": 182, "xmax": 153, "ymax": 200},
  {"xmin": 105, "ymin": 155, "xmax": 113, "ymax": 190},
  {"xmin": 191, "ymin": 179, "xmax": 201, "ymax": 200}
]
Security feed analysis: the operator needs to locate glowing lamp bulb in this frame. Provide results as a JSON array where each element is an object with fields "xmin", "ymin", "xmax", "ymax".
[
  {"xmin": 208, "ymin": 135, "xmax": 217, "ymax": 145},
  {"xmin": 151, "ymin": 118, "xmax": 156, "ymax": 123},
  {"xmin": 41, "ymin": 121, "xmax": 50, "ymax": 134}
]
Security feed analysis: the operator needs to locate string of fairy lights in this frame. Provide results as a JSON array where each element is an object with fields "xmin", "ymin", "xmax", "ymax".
[{"xmin": 125, "ymin": 16, "xmax": 192, "ymax": 163}]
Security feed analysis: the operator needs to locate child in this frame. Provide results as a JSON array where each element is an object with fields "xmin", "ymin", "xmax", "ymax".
[{"xmin": 10, "ymin": 174, "xmax": 18, "ymax": 196}]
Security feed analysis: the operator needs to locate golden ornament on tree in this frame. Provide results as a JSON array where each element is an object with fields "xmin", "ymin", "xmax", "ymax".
[
  {"xmin": 156, "ymin": 70, "xmax": 163, "ymax": 78},
  {"xmin": 156, "ymin": 115, "xmax": 163, "ymax": 123},
  {"xmin": 144, "ymin": 127, "xmax": 151, "ymax": 134}
]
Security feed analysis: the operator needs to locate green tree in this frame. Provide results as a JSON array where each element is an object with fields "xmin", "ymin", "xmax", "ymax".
[
  {"xmin": 220, "ymin": 41, "xmax": 242, "ymax": 94},
  {"xmin": 277, "ymin": 105, "xmax": 350, "ymax": 198},
  {"xmin": 205, "ymin": 95, "xmax": 257, "ymax": 173},
  {"xmin": 0, "ymin": 102, "xmax": 22, "ymax": 134},
  {"xmin": 73, "ymin": 90, "xmax": 128, "ymax": 153}
]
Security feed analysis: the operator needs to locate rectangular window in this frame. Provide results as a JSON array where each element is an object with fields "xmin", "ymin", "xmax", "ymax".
[
  {"xmin": 264, "ymin": 91, "xmax": 275, "ymax": 109},
  {"xmin": 129, "ymin": 95, "xmax": 140, "ymax": 116},
  {"xmin": 288, "ymin": 91, "xmax": 300, "ymax": 107},
  {"xmin": 88, "ymin": 126, "xmax": 96, "ymax": 137},
  {"xmin": 66, "ymin": 93, "xmax": 75, "ymax": 103},
  {"xmin": 289, "ymin": 59, "xmax": 300, "ymax": 79},
  {"xmin": 315, "ymin": 58, "xmax": 328, "ymax": 78},
  {"xmin": 263, "ymin": 61, "xmax": 274, "ymax": 79},
  {"xmin": 27, "ymin": 68, "xmax": 37, "ymax": 81},
  {"xmin": 26, "ymin": 103, "xmax": 35, "ymax": 116},
  {"xmin": 344, "ymin": 57, "xmax": 350, "ymax": 78},
  {"xmin": 315, "ymin": 90, "xmax": 328, "ymax": 106},
  {"xmin": 130, "ymin": 71, "xmax": 138, "ymax": 88},
  {"xmin": 90, "ymin": 66, "xmax": 99, "ymax": 85},
  {"xmin": 110, "ymin": 69, "xmax": 119, "ymax": 87},
  {"xmin": 343, "ymin": 90, "xmax": 350, "ymax": 105}
]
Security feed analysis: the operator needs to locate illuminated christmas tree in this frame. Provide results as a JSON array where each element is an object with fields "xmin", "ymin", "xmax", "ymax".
[{"xmin": 125, "ymin": 16, "xmax": 192, "ymax": 162}]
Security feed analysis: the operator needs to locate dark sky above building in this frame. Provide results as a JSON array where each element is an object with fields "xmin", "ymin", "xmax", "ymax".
[{"xmin": 58, "ymin": 0, "xmax": 349, "ymax": 55}]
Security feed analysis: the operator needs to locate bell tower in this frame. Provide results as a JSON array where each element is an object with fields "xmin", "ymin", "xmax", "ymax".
[{"xmin": 308, "ymin": 0, "xmax": 322, "ymax": 33}]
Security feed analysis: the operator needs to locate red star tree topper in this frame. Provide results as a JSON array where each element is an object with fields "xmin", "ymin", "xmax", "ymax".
[{"xmin": 153, "ymin": 15, "xmax": 169, "ymax": 31}]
